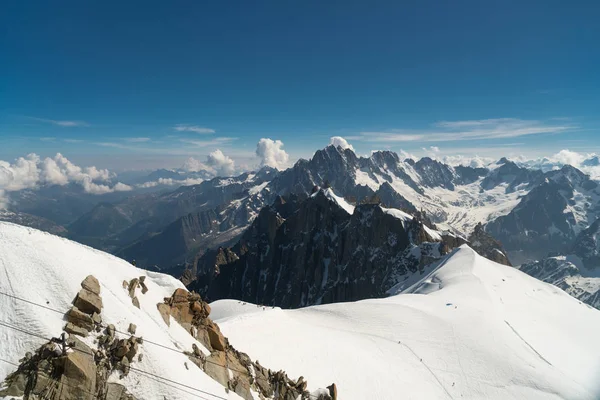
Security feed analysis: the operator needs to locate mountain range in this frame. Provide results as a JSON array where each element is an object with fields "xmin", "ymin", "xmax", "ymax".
[{"xmin": 3, "ymin": 144, "xmax": 600, "ymax": 311}]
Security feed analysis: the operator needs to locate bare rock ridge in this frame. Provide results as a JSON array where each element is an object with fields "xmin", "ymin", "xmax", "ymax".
[
  {"xmin": 467, "ymin": 223, "xmax": 511, "ymax": 266},
  {"xmin": 0, "ymin": 275, "xmax": 335, "ymax": 400},
  {"xmin": 186, "ymin": 189, "xmax": 467, "ymax": 308},
  {"xmin": 158, "ymin": 288, "xmax": 336, "ymax": 400}
]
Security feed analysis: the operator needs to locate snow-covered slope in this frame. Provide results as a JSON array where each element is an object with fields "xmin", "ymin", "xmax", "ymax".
[
  {"xmin": 213, "ymin": 246, "xmax": 600, "ymax": 400},
  {"xmin": 0, "ymin": 221, "xmax": 249, "ymax": 399}
]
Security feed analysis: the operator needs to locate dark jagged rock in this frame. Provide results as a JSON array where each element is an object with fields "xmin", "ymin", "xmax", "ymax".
[
  {"xmin": 413, "ymin": 157, "xmax": 457, "ymax": 190},
  {"xmin": 468, "ymin": 223, "xmax": 511, "ymax": 266},
  {"xmin": 189, "ymin": 189, "xmax": 454, "ymax": 308}
]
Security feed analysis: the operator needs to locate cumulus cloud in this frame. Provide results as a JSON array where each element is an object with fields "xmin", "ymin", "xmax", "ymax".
[
  {"xmin": 329, "ymin": 136, "xmax": 354, "ymax": 151},
  {"xmin": 0, "ymin": 153, "xmax": 131, "ymax": 209},
  {"xmin": 179, "ymin": 150, "xmax": 236, "ymax": 177},
  {"xmin": 181, "ymin": 157, "xmax": 211, "ymax": 173},
  {"xmin": 549, "ymin": 149, "xmax": 587, "ymax": 167},
  {"xmin": 256, "ymin": 138, "xmax": 289, "ymax": 170},
  {"xmin": 207, "ymin": 150, "xmax": 236, "ymax": 176},
  {"xmin": 422, "ymin": 146, "xmax": 441, "ymax": 158}
]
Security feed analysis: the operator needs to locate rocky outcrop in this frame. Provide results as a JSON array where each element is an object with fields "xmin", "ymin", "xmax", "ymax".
[
  {"xmin": 468, "ymin": 223, "xmax": 511, "ymax": 266},
  {"xmin": 158, "ymin": 289, "xmax": 334, "ymax": 400},
  {"xmin": 1, "ymin": 276, "xmax": 139, "ymax": 400}
]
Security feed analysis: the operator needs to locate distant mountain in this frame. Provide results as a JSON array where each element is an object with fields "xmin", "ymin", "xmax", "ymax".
[
  {"xmin": 486, "ymin": 166, "xmax": 600, "ymax": 259},
  {"xmin": 0, "ymin": 210, "xmax": 67, "ymax": 236},
  {"xmin": 69, "ymin": 168, "xmax": 278, "ymax": 261},
  {"xmin": 519, "ymin": 218, "xmax": 600, "ymax": 310}
]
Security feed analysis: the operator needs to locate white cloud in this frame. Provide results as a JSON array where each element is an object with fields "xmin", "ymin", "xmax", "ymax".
[
  {"xmin": 124, "ymin": 137, "xmax": 151, "ymax": 143},
  {"xmin": 181, "ymin": 157, "xmax": 211, "ymax": 173},
  {"xmin": 398, "ymin": 150, "xmax": 417, "ymax": 161},
  {"xmin": 207, "ymin": 149, "xmax": 236, "ymax": 177},
  {"xmin": 549, "ymin": 149, "xmax": 587, "ymax": 167},
  {"xmin": 30, "ymin": 117, "xmax": 89, "ymax": 127},
  {"xmin": 0, "ymin": 153, "xmax": 130, "ymax": 209},
  {"xmin": 351, "ymin": 118, "xmax": 574, "ymax": 143},
  {"xmin": 329, "ymin": 136, "xmax": 355, "ymax": 151},
  {"xmin": 0, "ymin": 154, "xmax": 41, "ymax": 191},
  {"xmin": 422, "ymin": 146, "xmax": 441, "ymax": 158},
  {"xmin": 174, "ymin": 124, "xmax": 215, "ymax": 134},
  {"xmin": 137, "ymin": 177, "xmax": 204, "ymax": 188},
  {"xmin": 255, "ymin": 138, "xmax": 289, "ymax": 170},
  {"xmin": 179, "ymin": 137, "xmax": 236, "ymax": 147},
  {"xmin": 442, "ymin": 155, "xmax": 494, "ymax": 168}
]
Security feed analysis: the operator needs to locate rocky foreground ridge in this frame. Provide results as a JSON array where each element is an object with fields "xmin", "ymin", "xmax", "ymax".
[{"xmin": 0, "ymin": 274, "xmax": 336, "ymax": 400}]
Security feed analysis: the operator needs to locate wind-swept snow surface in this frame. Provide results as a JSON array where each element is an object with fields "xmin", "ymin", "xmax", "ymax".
[
  {"xmin": 0, "ymin": 222, "xmax": 246, "ymax": 399},
  {"xmin": 213, "ymin": 246, "xmax": 600, "ymax": 400}
]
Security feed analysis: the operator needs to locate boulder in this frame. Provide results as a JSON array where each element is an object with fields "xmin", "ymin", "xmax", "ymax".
[
  {"xmin": 60, "ymin": 344, "xmax": 97, "ymax": 400},
  {"xmin": 66, "ymin": 306, "xmax": 94, "ymax": 331},
  {"xmin": 128, "ymin": 323, "xmax": 137, "ymax": 335},
  {"xmin": 172, "ymin": 288, "xmax": 189, "ymax": 303},
  {"xmin": 328, "ymin": 383, "xmax": 338, "ymax": 400},
  {"xmin": 128, "ymin": 278, "xmax": 139, "ymax": 298},
  {"xmin": 204, "ymin": 351, "xmax": 229, "ymax": 387},
  {"xmin": 64, "ymin": 322, "xmax": 89, "ymax": 337},
  {"xmin": 132, "ymin": 296, "xmax": 140, "ymax": 309},
  {"xmin": 125, "ymin": 341, "xmax": 138, "ymax": 362},
  {"xmin": 73, "ymin": 288, "xmax": 103, "ymax": 315},
  {"xmin": 157, "ymin": 303, "xmax": 171, "ymax": 326},
  {"xmin": 191, "ymin": 301, "xmax": 204, "ymax": 315},
  {"xmin": 81, "ymin": 275, "xmax": 101, "ymax": 295},
  {"xmin": 106, "ymin": 324, "xmax": 116, "ymax": 338},
  {"xmin": 106, "ymin": 383, "xmax": 128, "ymax": 400},
  {"xmin": 92, "ymin": 312, "xmax": 102, "ymax": 325},
  {"xmin": 207, "ymin": 325, "xmax": 226, "ymax": 351},
  {"xmin": 115, "ymin": 341, "xmax": 130, "ymax": 358}
]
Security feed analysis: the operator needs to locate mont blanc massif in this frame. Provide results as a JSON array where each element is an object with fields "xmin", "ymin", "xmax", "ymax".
[{"xmin": 1, "ymin": 143, "xmax": 600, "ymax": 400}]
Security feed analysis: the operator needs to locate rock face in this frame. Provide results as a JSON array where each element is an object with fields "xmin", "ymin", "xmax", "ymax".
[
  {"xmin": 188, "ymin": 189, "xmax": 461, "ymax": 308},
  {"xmin": 158, "ymin": 288, "xmax": 334, "ymax": 400},
  {"xmin": 468, "ymin": 223, "xmax": 511, "ymax": 266}
]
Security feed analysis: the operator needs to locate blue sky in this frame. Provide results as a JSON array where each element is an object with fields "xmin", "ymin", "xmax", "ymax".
[{"xmin": 1, "ymin": 0, "xmax": 599, "ymax": 169}]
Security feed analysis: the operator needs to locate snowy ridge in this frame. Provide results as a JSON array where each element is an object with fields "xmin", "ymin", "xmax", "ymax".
[
  {"xmin": 312, "ymin": 187, "xmax": 355, "ymax": 215},
  {"xmin": 0, "ymin": 222, "xmax": 250, "ymax": 399},
  {"xmin": 213, "ymin": 246, "xmax": 600, "ymax": 400}
]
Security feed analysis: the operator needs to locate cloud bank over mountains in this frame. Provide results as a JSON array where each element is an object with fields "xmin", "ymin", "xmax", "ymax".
[
  {"xmin": 2, "ymin": 134, "xmax": 600, "ymax": 210},
  {"xmin": 0, "ymin": 153, "xmax": 132, "ymax": 208}
]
